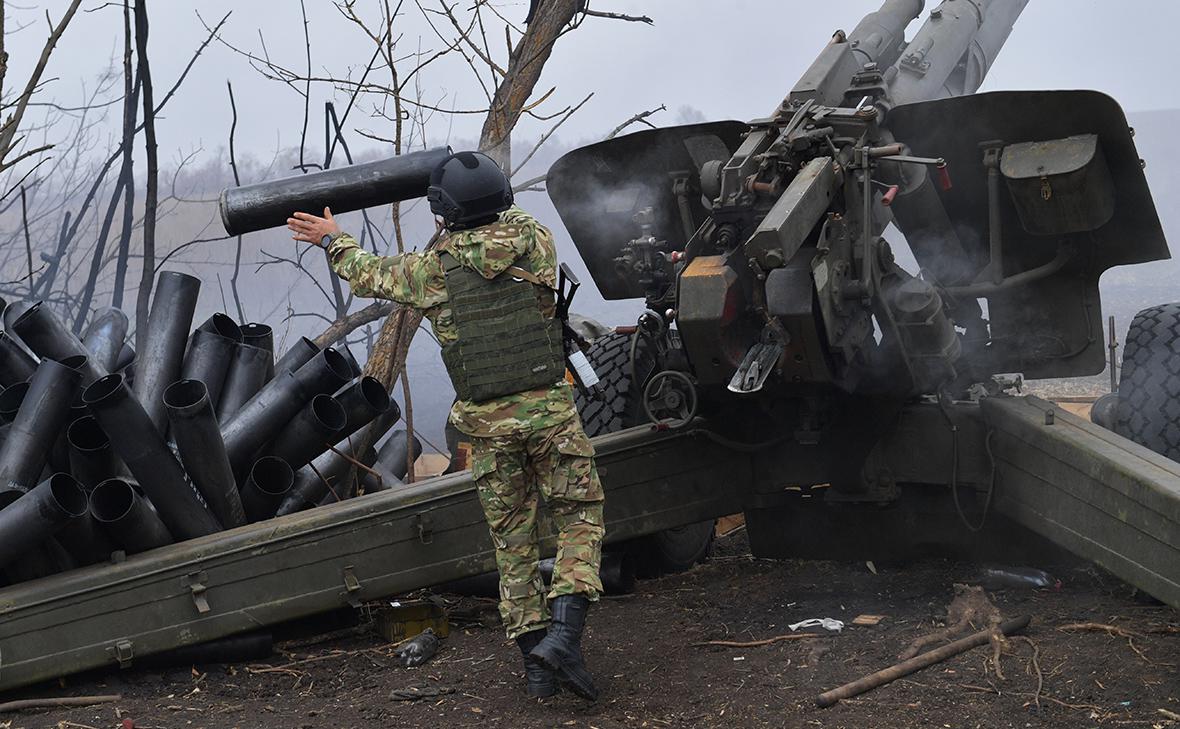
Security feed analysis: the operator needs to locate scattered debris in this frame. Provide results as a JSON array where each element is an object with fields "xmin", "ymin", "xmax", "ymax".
[
  {"xmin": 691, "ymin": 634, "xmax": 815, "ymax": 649},
  {"xmin": 981, "ymin": 566, "xmax": 1058, "ymax": 590},
  {"xmin": 389, "ymin": 685, "xmax": 455, "ymax": 702},
  {"xmin": 0, "ymin": 694, "xmax": 121, "ymax": 713},
  {"xmin": 816, "ymin": 615, "xmax": 1032, "ymax": 708},
  {"xmin": 1159, "ymin": 708, "xmax": 1180, "ymax": 721},
  {"xmin": 394, "ymin": 628, "xmax": 440, "ymax": 667},
  {"xmin": 1058, "ymin": 621, "xmax": 1157, "ymax": 664},
  {"xmin": 900, "ymin": 584, "xmax": 1004, "ymax": 663},
  {"xmin": 852, "ymin": 614, "xmax": 887, "ymax": 626},
  {"xmin": 789, "ymin": 618, "xmax": 844, "ymax": 633}
]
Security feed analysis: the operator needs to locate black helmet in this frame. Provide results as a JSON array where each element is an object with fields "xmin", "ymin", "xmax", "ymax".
[{"xmin": 427, "ymin": 151, "xmax": 513, "ymax": 228}]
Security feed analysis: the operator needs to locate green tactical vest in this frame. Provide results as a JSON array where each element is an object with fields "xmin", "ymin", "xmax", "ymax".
[{"xmin": 439, "ymin": 251, "xmax": 566, "ymax": 403}]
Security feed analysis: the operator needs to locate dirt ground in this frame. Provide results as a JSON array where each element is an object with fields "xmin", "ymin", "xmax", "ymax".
[{"xmin": 10, "ymin": 530, "xmax": 1179, "ymax": 729}]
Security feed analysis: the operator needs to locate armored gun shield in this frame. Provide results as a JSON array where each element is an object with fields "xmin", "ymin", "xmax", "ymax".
[
  {"xmin": 888, "ymin": 90, "xmax": 1168, "ymax": 379},
  {"xmin": 547, "ymin": 121, "xmax": 747, "ymax": 300}
]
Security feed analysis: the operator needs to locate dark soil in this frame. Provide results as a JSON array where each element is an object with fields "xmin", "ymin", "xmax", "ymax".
[{"xmin": 13, "ymin": 531, "xmax": 1180, "ymax": 729}]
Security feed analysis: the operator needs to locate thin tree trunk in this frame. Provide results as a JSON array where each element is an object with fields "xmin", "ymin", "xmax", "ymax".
[
  {"xmin": 478, "ymin": 0, "xmax": 580, "ymax": 169},
  {"xmin": 132, "ymin": 0, "xmax": 158, "ymax": 350},
  {"xmin": 112, "ymin": 0, "xmax": 139, "ymax": 311}
]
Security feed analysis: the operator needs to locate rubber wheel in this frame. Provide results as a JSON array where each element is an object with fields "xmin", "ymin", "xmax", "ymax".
[
  {"xmin": 1114, "ymin": 303, "xmax": 1180, "ymax": 461},
  {"xmin": 575, "ymin": 330, "xmax": 714, "ymax": 576}
]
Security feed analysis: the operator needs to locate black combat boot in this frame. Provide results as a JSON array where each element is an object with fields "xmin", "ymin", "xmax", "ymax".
[
  {"xmin": 527, "ymin": 595, "xmax": 599, "ymax": 701},
  {"xmin": 515, "ymin": 630, "xmax": 558, "ymax": 698}
]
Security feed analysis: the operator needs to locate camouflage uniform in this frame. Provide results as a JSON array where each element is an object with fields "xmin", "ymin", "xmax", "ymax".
[{"xmin": 328, "ymin": 207, "xmax": 605, "ymax": 639}]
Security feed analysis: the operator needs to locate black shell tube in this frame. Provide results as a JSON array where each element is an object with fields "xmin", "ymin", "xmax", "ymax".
[
  {"xmin": 84, "ymin": 373, "xmax": 222, "ymax": 540},
  {"xmin": 377, "ymin": 429, "xmax": 423, "ymax": 481},
  {"xmin": 114, "ymin": 343, "xmax": 135, "ymax": 371},
  {"xmin": 9, "ymin": 302, "xmax": 106, "ymax": 384},
  {"xmin": 274, "ymin": 336, "xmax": 319, "ymax": 377},
  {"xmin": 0, "ymin": 359, "xmax": 82, "ymax": 495},
  {"xmin": 0, "ymin": 382, "xmax": 29, "ymax": 423},
  {"xmin": 133, "ymin": 271, "xmax": 200, "ymax": 433},
  {"xmin": 80, "ymin": 307, "xmax": 129, "ymax": 372},
  {"xmin": 219, "ymin": 147, "xmax": 451, "ymax": 236},
  {"xmin": 163, "ymin": 380, "xmax": 247, "ymax": 528},
  {"xmin": 220, "ymin": 348, "xmax": 352, "ymax": 473},
  {"xmin": 0, "ymin": 473, "xmax": 88, "ymax": 569},
  {"xmin": 338, "ymin": 345, "xmax": 362, "ymax": 379},
  {"xmin": 264, "ymin": 394, "xmax": 346, "ymax": 470},
  {"xmin": 240, "ymin": 323, "xmax": 275, "ymax": 383},
  {"xmin": 89, "ymin": 478, "xmax": 173, "ymax": 553},
  {"xmin": 240, "ymin": 323, "xmax": 274, "ymax": 352},
  {"xmin": 240, "ymin": 456, "xmax": 294, "ymax": 522},
  {"xmin": 54, "ymin": 499, "xmax": 118, "ymax": 567},
  {"xmin": 66, "ymin": 415, "xmax": 120, "ymax": 490},
  {"xmin": 217, "ymin": 342, "xmax": 272, "ymax": 421},
  {"xmin": 274, "ymin": 398, "xmax": 401, "ymax": 516},
  {"xmin": 360, "ymin": 457, "xmax": 402, "ymax": 494},
  {"xmin": 182, "ymin": 314, "xmax": 242, "ymax": 408},
  {"xmin": 0, "ymin": 332, "xmax": 36, "ymax": 387},
  {"xmin": 336, "ymin": 376, "xmax": 395, "ymax": 435}
]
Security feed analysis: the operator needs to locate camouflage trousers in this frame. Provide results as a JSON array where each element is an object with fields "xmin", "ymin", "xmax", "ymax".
[{"xmin": 470, "ymin": 415, "xmax": 605, "ymax": 639}]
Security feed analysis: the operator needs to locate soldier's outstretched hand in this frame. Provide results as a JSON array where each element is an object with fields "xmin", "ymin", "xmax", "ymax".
[{"xmin": 287, "ymin": 207, "xmax": 341, "ymax": 246}]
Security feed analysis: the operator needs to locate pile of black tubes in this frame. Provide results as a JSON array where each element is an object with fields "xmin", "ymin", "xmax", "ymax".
[{"xmin": 0, "ymin": 270, "xmax": 422, "ymax": 586}]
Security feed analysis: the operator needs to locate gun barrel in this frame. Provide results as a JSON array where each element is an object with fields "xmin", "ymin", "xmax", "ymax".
[
  {"xmin": 848, "ymin": 0, "xmax": 925, "ymax": 69},
  {"xmin": 219, "ymin": 147, "xmax": 452, "ymax": 236},
  {"xmin": 887, "ymin": 0, "xmax": 1028, "ymax": 107}
]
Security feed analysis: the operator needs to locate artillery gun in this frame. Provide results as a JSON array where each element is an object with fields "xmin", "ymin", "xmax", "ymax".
[
  {"xmin": 549, "ymin": 0, "xmax": 1176, "ymax": 565},
  {"xmin": 0, "ymin": 0, "xmax": 1176, "ymax": 693}
]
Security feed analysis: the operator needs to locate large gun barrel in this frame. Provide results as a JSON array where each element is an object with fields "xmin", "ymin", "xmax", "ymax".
[
  {"xmin": 219, "ymin": 147, "xmax": 451, "ymax": 236},
  {"xmin": 886, "ymin": 0, "xmax": 1028, "ymax": 107},
  {"xmin": 847, "ymin": 0, "xmax": 925, "ymax": 69}
]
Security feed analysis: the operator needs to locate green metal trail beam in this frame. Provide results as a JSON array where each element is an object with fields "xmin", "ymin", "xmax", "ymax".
[
  {"xmin": 982, "ymin": 395, "xmax": 1180, "ymax": 608},
  {"xmin": 0, "ymin": 425, "xmax": 745, "ymax": 693}
]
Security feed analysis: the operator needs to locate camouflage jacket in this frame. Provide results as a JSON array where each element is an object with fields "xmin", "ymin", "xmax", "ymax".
[{"xmin": 327, "ymin": 207, "xmax": 577, "ymax": 438}]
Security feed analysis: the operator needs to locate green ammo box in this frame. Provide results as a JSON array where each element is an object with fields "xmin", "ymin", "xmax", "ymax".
[{"xmin": 371, "ymin": 599, "xmax": 450, "ymax": 642}]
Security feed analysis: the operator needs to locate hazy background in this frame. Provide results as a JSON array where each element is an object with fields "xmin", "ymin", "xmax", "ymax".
[{"xmin": 2, "ymin": 1, "xmax": 1178, "ymax": 450}]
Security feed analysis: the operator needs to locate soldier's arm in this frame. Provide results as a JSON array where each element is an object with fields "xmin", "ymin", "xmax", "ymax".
[{"xmin": 326, "ymin": 234, "xmax": 446, "ymax": 309}]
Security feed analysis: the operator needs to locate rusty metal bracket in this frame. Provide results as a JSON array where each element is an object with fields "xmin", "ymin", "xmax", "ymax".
[
  {"xmin": 414, "ymin": 512, "xmax": 434, "ymax": 545},
  {"xmin": 106, "ymin": 639, "xmax": 134, "ymax": 668},
  {"xmin": 341, "ymin": 565, "xmax": 363, "ymax": 608},
  {"xmin": 184, "ymin": 571, "xmax": 210, "ymax": 614}
]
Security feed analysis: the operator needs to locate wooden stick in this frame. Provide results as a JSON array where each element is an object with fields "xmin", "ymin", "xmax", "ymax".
[
  {"xmin": 0, "ymin": 694, "xmax": 121, "ymax": 713},
  {"xmin": 815, "ymin": 615, "xmax": 1031, "ymax": 708},
  {"xmin": 692, "ymin": 634, "xmax": 815, "ymax": 648}
]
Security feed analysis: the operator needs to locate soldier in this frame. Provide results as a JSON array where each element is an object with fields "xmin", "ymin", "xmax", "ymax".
[{"xmin": 287, "ymin": 151, "xmax": 604, "ymax": 701}]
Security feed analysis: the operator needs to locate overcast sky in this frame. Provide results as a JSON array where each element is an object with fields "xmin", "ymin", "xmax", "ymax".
[{"xmin": 7, "ymin": 0, "xmax": 1180, "ymax": 167}]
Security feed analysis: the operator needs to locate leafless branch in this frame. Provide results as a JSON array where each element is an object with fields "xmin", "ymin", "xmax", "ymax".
[{"xmin": 607, "ymin": 103, "xmax": 666, "ymax": 139}]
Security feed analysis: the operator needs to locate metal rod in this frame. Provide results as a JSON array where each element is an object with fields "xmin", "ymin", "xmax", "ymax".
[{"xmin": 1108, "ymin": 315, "xmax": 1119, "ymax": 393}]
